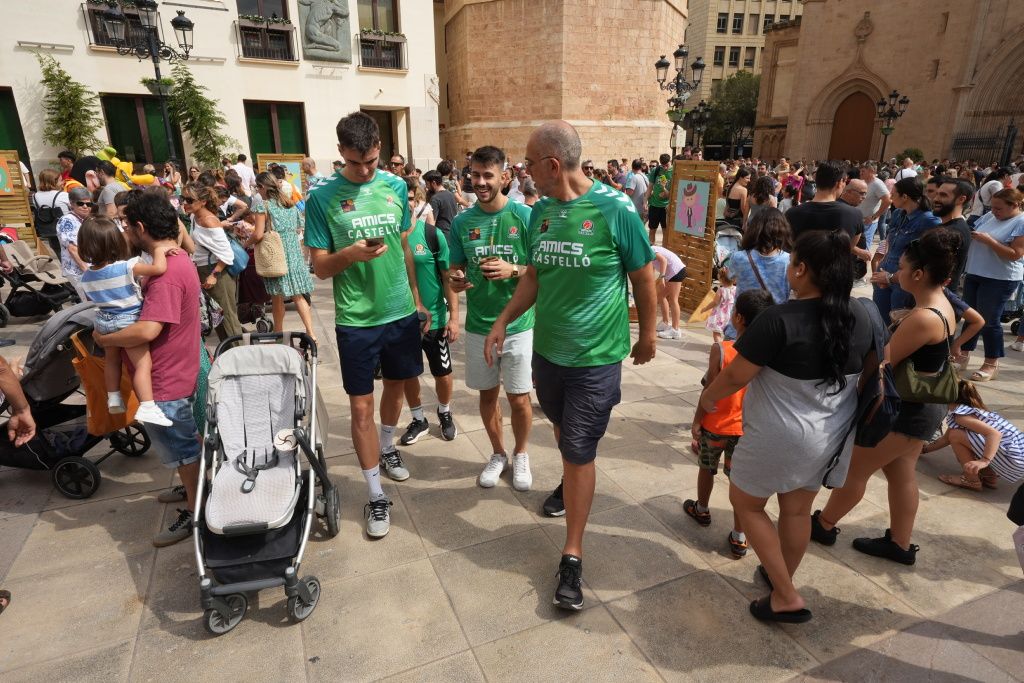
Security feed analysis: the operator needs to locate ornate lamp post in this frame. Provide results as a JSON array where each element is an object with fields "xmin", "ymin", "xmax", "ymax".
[
  {"xmin": 876, "ymin": 89, "xmax": 909, "ymax": 163},
  {"xmin": 655, "ymin": 44, "xmax": 705, "ymax": 158},
  {"xmin": 101, "ymin": 0, "xmax": 195, "ymax": 164}
]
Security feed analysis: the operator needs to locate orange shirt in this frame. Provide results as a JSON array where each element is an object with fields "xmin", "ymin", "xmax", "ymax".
[{"xmin": 701, "ymin": 340, "xmax": 745, "ymax": 436}]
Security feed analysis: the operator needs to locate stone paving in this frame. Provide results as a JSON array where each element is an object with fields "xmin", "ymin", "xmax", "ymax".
[{"xmin": 0, "ymin": 280, "xmax": 1022, "ymax": 682}]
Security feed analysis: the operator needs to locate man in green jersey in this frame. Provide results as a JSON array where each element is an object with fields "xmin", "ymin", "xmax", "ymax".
[
  {"xmin": 645, "ymin": 153, "xmax": 672, "ymax": 244},
  {"xmin": 305, "ymin": 112, "xmax": 431, "ymax": 539},
  {"xmin": 484, "ymin": 121, "xmax": 658, "ymax": 611},
  {"xmin": 399, "ymin": 177, "xmax": 461, "ymax": 446},
  {"xmin": 449, "ymin": 146, "xmax": 535, "ymax": 492}
]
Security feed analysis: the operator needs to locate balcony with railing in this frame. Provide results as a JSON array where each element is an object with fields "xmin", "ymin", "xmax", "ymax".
[
  {"xmin": 743, "ymin": 58, "xmax": 755, "ymax": 68},
  {"xmin": 235, "ymin": 19, "xmax": 297, "ymax": 62},
  {"xmin": 358, "ymin": 32, "xmax": 407, "ymax": 71}
]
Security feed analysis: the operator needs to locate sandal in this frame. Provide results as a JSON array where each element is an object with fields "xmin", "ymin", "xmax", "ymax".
[
  {"xmin": 0, "ymin": 590, "xmax": 10, "ymax": 615},
  {"xmin": 969, "ymin": 366, "xmax": 999, "ymax": 382},
  {"xmin": 938, "ymin": 474, "xmax": 983, "ymax": 492},
  {"xmin": 683, "ymin": 499, "xmax": 711, "ymax": 527},
  {"xmin": 749, "ymin": 595, "xmax": 812, "ymax": 624}
]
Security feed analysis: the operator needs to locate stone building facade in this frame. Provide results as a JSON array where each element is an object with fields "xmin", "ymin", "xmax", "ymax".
[
  {"xmin": 438, "ymin": 0, "xmax": 687, "ymax": 161},
  {"xmin": 754, "ymin": 0, "xmax": 1024, "ymax": 163}
]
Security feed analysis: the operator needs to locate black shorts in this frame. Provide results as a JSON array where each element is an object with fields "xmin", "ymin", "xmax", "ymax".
[
  {"xmin": 421, "ymin": 328, "xmax": 453, "ymax": 378},
  {"xmin": 336, "ymin": 312, "xmax": 423, "ymax": 395},
  {"xmin": 892, "ymin": 401, "xmax": 946, "ymax": 441},
  {"xmin": 668, "ymin": 266, "xmax": 687, "ymax": 283},
  {"xmin": 533, "ymin": 353, "xmax": 622, "ymax": 465},
  {"xmin": 648, "ymin": 205, "xmax": 667, "ymax": 231}
]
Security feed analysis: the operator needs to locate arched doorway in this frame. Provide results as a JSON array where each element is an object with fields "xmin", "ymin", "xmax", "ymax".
[{"xmin": 828, "ymin": 92, "xmax": 875, "ymax": 161}]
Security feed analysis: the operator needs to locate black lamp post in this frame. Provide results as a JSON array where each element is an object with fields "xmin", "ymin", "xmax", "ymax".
[
  {"xmin": 101, "ymin": 0, "xmax": 194, "ymax": 165},
  {"xmin": 875, "ymin": 89, "xmax": 909, "ymax": 163},
  {"xmin": 655, "ymin": 44, "xmax": 705, "ymax": 158},
  {"xmin": 689, "ymin": 100, "xmax": 712, "ymax": 151}
]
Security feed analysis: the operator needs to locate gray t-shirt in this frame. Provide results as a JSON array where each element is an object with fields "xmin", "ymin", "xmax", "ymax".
[
  {"xmin": 625, "ymin": 172, "xmax": 649, "ymax": 214},
  {"xmin": 861, "ymin": 177, "xmax": 889, "ymax": 219},
  {"xmin": 97, "ymin": 180, "xmax": 129, "ymax": 214}
]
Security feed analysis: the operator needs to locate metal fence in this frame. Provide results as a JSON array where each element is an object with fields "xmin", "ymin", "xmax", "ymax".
[
  {"xmin": 950, "ymin": 120, "xmax": 1018, "ymax": 165},
  {"xmin": 358, "ymin": 35, "xmax": 406, "ymax": 70}
]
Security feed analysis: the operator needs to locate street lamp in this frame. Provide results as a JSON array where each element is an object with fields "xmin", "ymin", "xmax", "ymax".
[
  {"xmin": 101, "ymin": 1, "xmax": 194, "ymax": 165},
  {"xmin": 876, "ymin": 89, "xmax": 910, "ymax": 163},
  {"xmin": 689, "ymin": 100, "xmax": 712, "ymax": 151},
  {"xmin": 655, "ymin": 44, "xmax": 705, "ymax": 157}
]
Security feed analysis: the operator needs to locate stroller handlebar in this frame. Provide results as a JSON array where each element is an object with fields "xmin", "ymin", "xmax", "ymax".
[{"xmin": 213, "ymin": 332, "xmax": 318, "ymax": 361}]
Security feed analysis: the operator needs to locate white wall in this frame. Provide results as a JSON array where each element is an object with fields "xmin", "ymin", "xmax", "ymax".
[{"xmin": 1, "ymin": 0, "xmax": 441, "ymax": 174}]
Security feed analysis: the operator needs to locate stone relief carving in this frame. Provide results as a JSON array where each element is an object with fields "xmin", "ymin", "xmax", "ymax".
[
  {"xmin": 854, "ymin": 11, "xmax": 873, "ymax": 44},
  {"xmin": 426, "ymin": 75, "xmax": 440, "ymax": 105},
  {"xmin": 297, "ymin": 0, "xmax": 351, "ymax": 63}
]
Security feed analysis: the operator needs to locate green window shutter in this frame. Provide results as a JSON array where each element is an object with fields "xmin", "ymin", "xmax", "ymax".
[
  {"xmin": 0, "ymin": 89, "xmax": 30, "ymax": 167},
  {"xmin": 245, "ymin": 102, "xmax": 274, "ymax": 156},
  {"xmin": 103, "ymin": 96, "xmax": 147, "ymax": 164},
  {"xmin": 276, "ymin": 103, "xmax": 306, "ymax": 154}
]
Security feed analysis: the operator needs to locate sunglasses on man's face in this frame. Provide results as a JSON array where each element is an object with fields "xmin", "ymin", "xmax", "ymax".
[
  {"xmin": 583, "ymin": 166, "xmax": 594, "ymax": 172},
  {"xmin": 75, "ymin": 201, "xmax": 95, "ymax": 208}
]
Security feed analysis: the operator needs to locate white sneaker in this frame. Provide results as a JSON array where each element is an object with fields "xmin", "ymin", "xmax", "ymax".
[
  {"xmin": 656, "ymin": 321, "xmax": 669, "ymax": 332},
  {"xmin": 478, "ymin": 453, "xmax": 507, "ymax": 488},
  {"xmin": 657, "ymin": 328, "xmax": 681, "ymax": 340},
  {"xmin": 512, "ymin": 453, "xmax": 532, "ymax": 491},
  {"xmin": 107, "ymin": 394, "xmax": 126, "ymax": 415},
  {"xmin": 134, "ymin": 402, "xmax": 172, "ymax": 427},
  {"xmin": 1011, "ymin": 340, "xmax": 1024, "ymax": 352}
]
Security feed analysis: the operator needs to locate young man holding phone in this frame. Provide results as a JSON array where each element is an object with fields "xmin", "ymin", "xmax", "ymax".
[{"xmin": 305, "ymin": 111, "xmax": 431, "ymax": 539}]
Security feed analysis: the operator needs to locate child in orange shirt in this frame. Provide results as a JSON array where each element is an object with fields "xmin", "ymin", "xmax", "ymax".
[{"xmin": 686, "ymin": 289, "xmax": 775, "ymax": 558}]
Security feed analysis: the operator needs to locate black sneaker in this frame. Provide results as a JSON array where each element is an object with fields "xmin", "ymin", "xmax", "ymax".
[
  {"xmin": 852, "ymin": 528, "xmax": 919, "ymax": 565},
  {"xmin": 437, "ymin": 409, "xmax": 457, "ymax": 441},
  {"xmin": 379, "ymin": 449, "xmax": 410, "ymax": 481},
  {"xmin": 553, "ymin": 554, "xmax": 583, "ymax": 610},
  {"xmin": 153, "ymin": 508, "xmax": 192, "ymax": 547},
  {"xmin": 542, "ymin": 481, "xmax": 565, "ymax": 517},
  {"xmin": 399, "ymin": 417, "xmax": 429, "ymax": 445},
  {"xmin": 810, "ymin": 510, "xmax": 840, "ymax": 546}
]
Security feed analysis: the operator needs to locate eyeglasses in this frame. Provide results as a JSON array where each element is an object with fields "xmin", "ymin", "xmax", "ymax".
[
  {"xmin": 75, "ymin": 201, "xmax": 95, "ymax": 207},
  {"xmin": 582, "ymin": 166, "xmax": 594, "ymax": 172},
  {"xmin": 181, "ymin": 197, "xmax": 196, "ymax": 205},
  {"xmin": 390, "ymin": 161, "xmax": 404, "ymax": 167}
]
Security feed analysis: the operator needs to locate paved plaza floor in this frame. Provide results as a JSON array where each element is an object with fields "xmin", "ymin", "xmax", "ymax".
[{"xmin": 0, "ymin": 280, "xmax": 1022, "ymax": 682}]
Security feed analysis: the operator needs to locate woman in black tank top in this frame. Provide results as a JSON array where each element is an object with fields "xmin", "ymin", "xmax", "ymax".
[{"xmin": 816, "ymin": 229, "xmax": 962, "ymax": 566}]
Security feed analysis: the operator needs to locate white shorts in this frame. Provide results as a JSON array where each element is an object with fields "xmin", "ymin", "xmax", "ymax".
[{"xmin": 464, "ymin": 329, "xmax": 533, "ymax": 394}]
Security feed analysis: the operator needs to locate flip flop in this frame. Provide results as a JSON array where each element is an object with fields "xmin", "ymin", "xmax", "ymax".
[
  {"xmin": 749, "ymin": 595, "xmax": 812, "ymax": 624},
  {"xmin": 0, "ymin": 590, "xmax": 10, "ymax": 615},
  {"xmin": 938, "ymin": 474, "xmax": 983, "ymax": 492},
  {"xmin": 757, "ymin": 564, "xmax": 773, "ymax": 590}
]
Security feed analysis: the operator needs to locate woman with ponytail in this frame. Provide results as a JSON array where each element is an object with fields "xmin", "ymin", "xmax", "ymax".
[
  {"xmin": 700, "ymin": 230, "xmax": 874, "ymax": 623},
  {"xmin": 815, "ymin": 228, "xmax": 961, "ymax": 566}
]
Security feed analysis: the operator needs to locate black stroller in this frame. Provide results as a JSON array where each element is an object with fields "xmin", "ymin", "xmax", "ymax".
[
  {"xmin": 194, "ymin": 332, "xmax": 338, "ymax": 635},
  {"xmin": 0, "ymin": 303, "xmax": 150, "ymax": 498}
]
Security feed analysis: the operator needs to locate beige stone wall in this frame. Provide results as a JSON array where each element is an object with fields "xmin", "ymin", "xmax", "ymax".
[{"xmin": 441, "ymin": 0, "xmax": 686, "ymax": 162}]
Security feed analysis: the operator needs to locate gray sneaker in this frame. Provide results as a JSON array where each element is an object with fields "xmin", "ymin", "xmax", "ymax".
[
  {"xmin": 380, "ymin": 449, "xmax": 410, "ymax": 481},
  {"xmin": 364, "ymin": 497, "xmax": 393, "ymax": 538},
  {"xmin": 152, "ymin": 508, "xmax": 192, "ymax": 547},
  {"xmin": 157, "ymin": 485, "xmax": 187, "ymax": 504}
]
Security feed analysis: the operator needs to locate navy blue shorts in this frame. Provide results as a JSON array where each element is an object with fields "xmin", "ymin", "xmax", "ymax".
[
  {"xmin": 336, "ymin": 313, "xmax": 423, "ymax": 395},
  {"xmin": 532, "ymin": 353, "xmax": 622, "ymax": 465}
]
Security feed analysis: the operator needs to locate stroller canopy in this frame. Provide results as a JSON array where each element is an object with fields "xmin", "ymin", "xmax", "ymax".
[{"xmin": 20, "ymin": 302, "xmax": 97, "ymax": 404}]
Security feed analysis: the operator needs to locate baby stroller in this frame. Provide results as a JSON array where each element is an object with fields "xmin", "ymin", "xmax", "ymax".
[
  {"xmin": 233, "ymin": 234, "xmax": 273, "ymax": 333},
  {"xmin": 713, "ymin": 219, "xmax": 743, "ymax": 281},
  {"xmin": 0, "ymin": 303, "xmax": 150, "ymax": 498},
  {"xmin": 1002, "ymin": 282, "xmax": 1023, "ymax": 336},
  {"xmin": 0, "ymin": 239, "xmax": 77, "ymax": 327},
  {"xmin": 193, "ymin": 332, "xmax": 338, "ymax": 635}
]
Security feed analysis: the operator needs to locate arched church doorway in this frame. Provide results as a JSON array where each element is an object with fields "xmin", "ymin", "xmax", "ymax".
[{"xmin": 828, "ymin": 92, "xmax": 875, "ymax": 161}]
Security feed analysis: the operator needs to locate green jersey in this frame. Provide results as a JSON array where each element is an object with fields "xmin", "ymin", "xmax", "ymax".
[
  {"xmin": 407, "ymin": 219, "xmax": 449, "ymax": 331},
  {"xmin": 448, "ymin": 200, "xmax": 535, "ymax": 336},
  {"xmin": 527, "ymin": 180, "xmax": 654, "ymax": 367},
  {"xmin": 304, "ymin": 169, "xmax": 414, "ymax": 327},
  {"xmin": 648, "ymin": 166, "xmax": 673, "ymax": 208}
]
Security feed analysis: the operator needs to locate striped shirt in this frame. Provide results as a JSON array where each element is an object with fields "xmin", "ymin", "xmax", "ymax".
[
  {"xmin": 80, "ymin": 258, "xmax": 143, "ymax": 316},
  {"xmin": 946, "ymin": 404, "xmax": 1024, "ymax": 482}
]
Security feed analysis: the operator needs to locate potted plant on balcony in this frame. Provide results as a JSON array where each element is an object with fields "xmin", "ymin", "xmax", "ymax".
[
  {"xmin": 141, "ymin": 77, "xmax": 175, "ymax": 97},
  {"xmin": 359, "ymin": 27, "xmax": 406, "ymax": 43}
]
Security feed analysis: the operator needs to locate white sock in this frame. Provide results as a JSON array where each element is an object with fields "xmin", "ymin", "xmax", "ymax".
[
  {"xmin": 363, "ymin": 466, "xmax": 385, "ymax": 500},
  {"xmin": 138, "ymin": 400, "xmax": 158, "ymax": 409},
  {"xmin": 437, "ymin": 403, "xmax": 451, "ymax": 415},
  {"xmin": 696, "ymin": 502, "xmax": 709, "ymax": 514},
  {"xmin": 107, "ymin": 391, "xmax": 124, "ymax": 404},
  {"xmin": 731, "ymin": 530, "xmax": 746, "ymax": 543},
  {"xmin": 411, "ymin": 405, "xmax": 425, "ymax": 421},
  {"xmin": 379, "ymin": 424, "xmax": 396, "ymax": 452}
]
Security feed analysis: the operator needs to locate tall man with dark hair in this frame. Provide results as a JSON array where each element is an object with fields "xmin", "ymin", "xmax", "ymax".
[
  {"xmin": 305, "ymin": 111, "xmax": 431, "ymax": 539},
  {"xmin": 95, "ymin": 160, "xmax": 129, "ymax": 218},
  {"xmin": 485, "ymin": 121, "xmax": 657, "ymax": 611},
  {"xmin": 646, "ymin": 153, "xmax": 672, "ymax": 244},
  {"xmin": 93, "ymin": 190, "xmax": 202, "ymax": 547},
  {"xmin": 933, "ymin": 178, "xmax": 975, "ymax": 291},
  {"xmin": 424, "ymin": 170, "xmax": 458, "ymax": 236}
]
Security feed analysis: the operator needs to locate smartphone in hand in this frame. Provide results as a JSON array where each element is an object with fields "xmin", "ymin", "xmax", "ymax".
[{"xmin": 365, "ymin": 238, "xmax": 384, "ymax": 248}]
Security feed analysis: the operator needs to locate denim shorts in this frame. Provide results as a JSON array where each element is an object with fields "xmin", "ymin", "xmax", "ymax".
[
  {"xmin": 146, "ymin": 398, "xmax": 201, "ymax": 468},
  {"xmin": 95, "ymin": 309, "xmax": 141, "ymax": 335}
]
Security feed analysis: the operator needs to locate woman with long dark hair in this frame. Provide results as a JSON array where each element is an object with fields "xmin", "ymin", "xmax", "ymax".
[
  {"xmin": 724, "ymin": 168, "xmax": 751, "ymax": 227},
  {"xmin": 814, "ymin": 228, "xmax": 961, "ymax": 565},
  {"xmin": 745, "ymin": 175, "xmax": 778, "ymax": 227},
  {"xmin": 700, "ymin": 230, "xmax": 874, "ymax": 622},
  {"xmin": 870, "ymin": 177, "xmax": 941, "ymax": 322}
]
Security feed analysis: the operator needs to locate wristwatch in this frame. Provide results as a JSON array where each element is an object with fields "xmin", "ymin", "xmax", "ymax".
[
  {"xmin": 887, "ymin": 271, "xmax": 898, "ymax": 285},
  {"xmin": 511, "ymin": 264, "xmax": 520, "ymax": 278}
]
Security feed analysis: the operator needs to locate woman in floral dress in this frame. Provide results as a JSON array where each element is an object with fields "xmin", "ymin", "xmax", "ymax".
[{"xmin": 246, "ymin": 171, "xmax": 316, "ymax": 340}]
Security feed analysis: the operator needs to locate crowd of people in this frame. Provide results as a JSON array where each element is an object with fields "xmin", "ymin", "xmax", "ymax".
[{"xmin": 3, "ymin": 116, "xmax": 1023, "ymax": 625}]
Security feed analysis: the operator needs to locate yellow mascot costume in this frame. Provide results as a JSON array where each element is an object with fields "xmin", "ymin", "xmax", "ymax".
[{"xmin": 95, "ymin": 146, "xmax": 157, "ymax": 187}]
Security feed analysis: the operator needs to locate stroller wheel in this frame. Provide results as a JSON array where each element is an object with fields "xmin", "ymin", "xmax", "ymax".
[
  {"xmin": 287, "ymin": 577, "xmax": 321, "ymax": 623},
  {"xmin": 255, "ymin": 317, "xmax": 273, "ymax": 334},
  {"xmin": 110, "ymin": 425, "xmax": 151, "ymax": 457},
  {"xmin": 323, "ymin": 486, "xmax": 341, "ymax": 538},
  {"xmin": 0, "ymin": 303, "xmax": 9, "ymax": 328},
  {"xmin": 203, "ymin": 593, "xmax": 247, "ymax": 635},
  {"xmin": 52, "ymin": 457, "xmax": 101, "ymax": 499},
  {"xmin": 1012, "ymin": 319, "xmax": 1020, "ymax": 336}
]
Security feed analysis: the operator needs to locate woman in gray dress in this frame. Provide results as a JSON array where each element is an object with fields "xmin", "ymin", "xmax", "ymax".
[
  {"xmin": 246, "ymin": 172, "xmax": 316, "ymax": 340},
  {"xmin": 701, "ymin": 230, "xmax": 874, "ymax": 623}
]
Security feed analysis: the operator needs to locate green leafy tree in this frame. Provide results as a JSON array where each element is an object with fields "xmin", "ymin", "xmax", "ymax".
[
  {"xmin": 167, "ymin": 62, "xmax": 239, "ymax": 167},
  {"xmin": 34, "ymin": 52, "xmax": 104, "ymax": 155},
  {"xmin": 705, "ymin": 71, "xmax": 760, "ymax": 157},
  {"xmin": 895, "ymin": 147, "xmax": 925, "ymax": 163}
]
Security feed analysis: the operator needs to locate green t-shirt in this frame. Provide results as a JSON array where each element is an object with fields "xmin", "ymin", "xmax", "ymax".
[
  {"xmin": 527, "ymin": 180, "xmax": 654, "ymax": 367},
  {"xmin": 304, "ymin": 169, "xmax": 414, "ymax": 327},
  {"xmin": 648, "ymin": 166, "xmax": 673, "ymax": 208},
  {"xmin": 448, "ymin": 200, "xmax": 535, "ymax": 336},
  {"xmin": 407, "ymin": 219, "xmax": 449, "ymax": 331}
]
